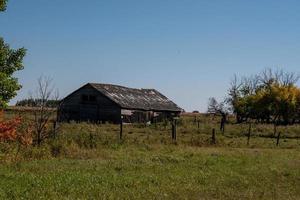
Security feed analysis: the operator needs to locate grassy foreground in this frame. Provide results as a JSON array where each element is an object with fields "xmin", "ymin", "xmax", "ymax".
[
  {"xmin": 1, "ymin": 145, "xmax": 299, "ymax": 200},
  {"xmin": 1, "ymin": 112, "xmax": 300, "ymax": 199}
]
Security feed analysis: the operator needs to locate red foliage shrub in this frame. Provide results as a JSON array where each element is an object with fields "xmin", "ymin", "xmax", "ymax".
[{"xmin": 0, "ymin": 111, "xmax": 32, "ymax": 145}]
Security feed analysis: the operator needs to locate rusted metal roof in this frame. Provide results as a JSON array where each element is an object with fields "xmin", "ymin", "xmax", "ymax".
[{"xmin": 89, "ymin": 83, "xmax": 182, "ymax": 112}]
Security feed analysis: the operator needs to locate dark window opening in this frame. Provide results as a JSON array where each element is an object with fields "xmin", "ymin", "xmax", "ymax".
[
  {"xmin": 89, "ymin": 95, "xmax": 96, "ymax": 102},
  {"xmin": 82, "ymin": 95, "xmax": 88, "ymax": 101},
  {"xmin": 82, "ymin": 95, "xmax": 97, "ymax": 103}
]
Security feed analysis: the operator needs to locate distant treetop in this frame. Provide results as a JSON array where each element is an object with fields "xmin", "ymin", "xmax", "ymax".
[{"xmin": 0, "ymin": 0, "xmax": 8, "ymax": 11}]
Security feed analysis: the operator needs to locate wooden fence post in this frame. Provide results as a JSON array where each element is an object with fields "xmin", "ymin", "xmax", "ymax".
[
  {"xmin": 89, "ymin": 132, "xmax": 94, "ymax": 148},
  {"xmin": 174, "ymin": 119, "xmax": 177, "ymax": 140},
  {"xmin": 273, "ymin": 124, "xmax": 277, "ymax": 137},
  {"xmin": 220, "ymin": 117, "xmax": 225, "ymax": 135},
  {"xmin": 211, "ymin": 128, "xmax": 216, "ymax": 144},
  {"xmin": 172, "ymin": 120, "xmax": 174, "ymax": 140},
  {"xmin": 276, "ymin": 132, "xmax": 281, "ymax": 146},
  {"xmin": 247, "ymin": 122, "xmax": 252, "ymax": 146},
  {"xmin": 120, "ymin": 116, "xmax": 123, "ymax": 140},
  {"xmin": 197, "ymin": 120, "xmax": 200, "ymax": 129},
  {"xmin": 53, "ymin": 121, "xmax": 57, "ymax": 139},
  {"xmin": 172, "ymin": 118, "xmax": 178, "ymax": 141}
]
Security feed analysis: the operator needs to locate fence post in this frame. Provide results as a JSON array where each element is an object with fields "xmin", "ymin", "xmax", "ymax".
[
  {"xmin": 174, "ymin": 119, "xmax": 177, "ymax": 140},
  {"xmin": 276, "ymin": 132, "xmax": 281, "ymax": 146},
  {"xmin": 172, "ymin": 117, "xmax": 178, "ymax": 141},
  {"xmin": 120, "ymin": 116, "xmax": 123, "ymax": 140},
  {"xmin": 220, "ymin": 117, "xmax": 225, "ymax": 135},
  {"xmin": 53, "ymin": 121, "xmax": 57, "ymax": 139},
  {"xmin": 273, "ymin": 124, "xmax": 277, "ymax": 137},
  {"xmin": 172, "ymin": 120, "xmax": 174, "ymax": 140},
  {"xmin": 211, "ymin": 128, "xmax": 216, "ymax": 144},
  {"xmin": 197, "ymin": 120, "xmax": 200, "ymax": 129},
  {"xmin": 247, "ymin": 122, "xmax": 252, "ymax": 146}
]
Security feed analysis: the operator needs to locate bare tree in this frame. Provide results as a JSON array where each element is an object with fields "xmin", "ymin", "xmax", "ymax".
[
  {"xmin": 259, "ymin": 68, "xmax": 300, "ymax": 87},
  {"xmin": 208, "ymin": 97, "xmax": 229, "ymax": 134},
  {"xmin": 227, "ymin": 75, "xmax": 244, "ymax": 122},
  {"xmin": 30, "ymin": 76, "xmax": 59, "ymax": 146},
  {"xmin": 281, "ymin": 71, "xmax": 300, "ymax": 86}
]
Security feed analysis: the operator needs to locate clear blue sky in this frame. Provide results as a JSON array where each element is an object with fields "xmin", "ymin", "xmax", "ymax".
[{"xmin": 1, "ymin": 0, "xmax": 300, "ymax": 111}]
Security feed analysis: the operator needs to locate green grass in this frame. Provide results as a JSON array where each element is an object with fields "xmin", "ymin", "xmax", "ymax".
[
  {"xmin": 1, "ymin": 112, "xmax": 300, "ymax": 199},
  {"xmin": 0, "ymin": 146, "xmax": 299, "ymax": 200}
]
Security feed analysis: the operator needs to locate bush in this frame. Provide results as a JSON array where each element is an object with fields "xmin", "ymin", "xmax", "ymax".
[
  {"xmin": 0, "ymin": 111, "xmax": 33, "ymax": 146},
  {"xmin": 0, "ymin": 111, "xmax": 21, "ymax": 142}
]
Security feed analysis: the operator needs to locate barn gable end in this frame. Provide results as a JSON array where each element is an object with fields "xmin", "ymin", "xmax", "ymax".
[{"xmin": 58, "ymin": 84, "xmax": 121, "ymax": 122}]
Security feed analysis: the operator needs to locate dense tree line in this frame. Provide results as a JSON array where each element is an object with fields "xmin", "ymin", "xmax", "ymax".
[{"xmin": 16, "ymin": 98, "xmax": 60, "ymax": 108}]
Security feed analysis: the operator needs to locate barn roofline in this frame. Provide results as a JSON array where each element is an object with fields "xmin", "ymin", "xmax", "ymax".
[
  {"xmin": 60, "ymin": 83, "xmax": 182, "ymax": 112},
  {"xmin": 90, "ymin": 83, "xmax": 182, "ymax": 112}
]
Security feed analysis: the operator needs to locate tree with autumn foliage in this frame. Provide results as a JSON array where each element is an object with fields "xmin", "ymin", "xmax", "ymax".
[{"xmin": 227, "ymin": 69, "xmax": 300, "ymax": 125}]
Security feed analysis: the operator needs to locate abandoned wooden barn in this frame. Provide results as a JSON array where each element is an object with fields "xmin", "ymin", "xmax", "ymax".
[{"xmin": 58, "ymin": 83, "xmax": 182, "ymax": 123}]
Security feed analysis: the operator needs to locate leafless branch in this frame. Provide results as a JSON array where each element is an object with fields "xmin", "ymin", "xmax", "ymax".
[{"xmin": 29, "ymin": 75, "xmax": 59, "ymax": 145}]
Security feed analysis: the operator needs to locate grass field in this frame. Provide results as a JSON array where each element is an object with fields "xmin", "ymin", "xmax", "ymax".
[
  {"xmin": 1, "ymin": 146, "xmax": 299, "ymax": 199},
  {"xmin": 1, "ymin": 110, "xmax": 300, "ymax": 199}
]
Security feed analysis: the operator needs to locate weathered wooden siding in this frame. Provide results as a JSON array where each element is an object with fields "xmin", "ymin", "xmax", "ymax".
[{"xmin": 58, "ymin": 85, "xmax": 121, "ymax": 123}]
